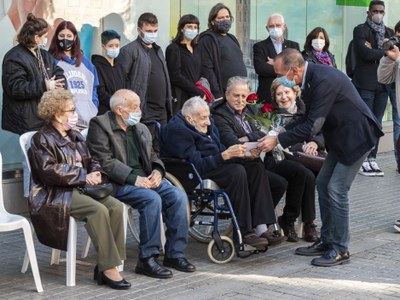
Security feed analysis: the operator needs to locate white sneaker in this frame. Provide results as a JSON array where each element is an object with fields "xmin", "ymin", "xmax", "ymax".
[
  {"xmin": 394, "ymin": 219, "xmax": 400, "ymax": 226},
  {"xmin": 394, "ymin": 224, "xmax": 400, "ymax": 233},
  {"xmin": 368, "ymin": 159, "xmax": 384, "ymax": 177},
  {"xmin": 358, "ymin": 160, "xmax": 375, "ymax": 176}
]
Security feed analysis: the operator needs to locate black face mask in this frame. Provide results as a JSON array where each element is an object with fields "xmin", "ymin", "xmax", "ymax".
[
  {"xmin": 214, "ymin": 19, "xmax": 232, "ymax": 34},
  {"xmin": 57, "ymin": 39, "xmax": 74, "ymax": 50}
]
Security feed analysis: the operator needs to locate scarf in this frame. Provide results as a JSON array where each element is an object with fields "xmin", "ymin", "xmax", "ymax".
[
  {"xmin": 312, "ymin": 50, "xmax": 333, "ymax": 67},
  {"xmin": 366, "ymin": 17, "xmax": 386, "ymax": 49}
]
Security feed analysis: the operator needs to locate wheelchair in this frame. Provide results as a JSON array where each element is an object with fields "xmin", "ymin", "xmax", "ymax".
[{"xmin": 162, "ymin": 158, "xmax": 268, "ymax": 264}]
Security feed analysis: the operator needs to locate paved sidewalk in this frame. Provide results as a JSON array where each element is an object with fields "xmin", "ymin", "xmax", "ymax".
[{"xmin": 1, "ymin": 152, "xmax": 399, "ymax": 299}]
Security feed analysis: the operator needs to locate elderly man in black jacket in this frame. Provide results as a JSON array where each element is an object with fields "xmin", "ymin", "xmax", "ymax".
[
  {"xmin": 253, "ymin": 13, "xmax": 299, "ymax": 103},
  {"xmin": 86, "ymin": 89, "xmax": 195, "ymax": 279}
]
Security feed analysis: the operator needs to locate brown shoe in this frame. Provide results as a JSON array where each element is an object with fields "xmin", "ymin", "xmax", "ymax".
[
  {"xmin": 260, "ymin": 229, "xmax": 287, "ymax": 246},
  {"xmin": 304, "ymin": 222, "xmax": 318, "ymax": 242},
  {"xmin": 243, "ymin": 233, "xmax": 269, "ymax": 248}
]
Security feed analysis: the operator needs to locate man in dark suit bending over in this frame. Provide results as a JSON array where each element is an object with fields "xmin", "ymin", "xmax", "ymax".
[
  {"xmin": 253, "ymin": 13, "xmax": 299, "ymax": 103},
  {"xmin": 258, "ymin": 48, "xmax": 383, "ymax": 267}
]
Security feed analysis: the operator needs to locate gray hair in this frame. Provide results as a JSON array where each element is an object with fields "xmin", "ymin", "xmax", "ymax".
[
  {"xmin": 109, "ymin": 89, "xmax": 139, "ymax": 112},
  {"xmin": 226, "ymin": 76, "xmax": 250, "ymax": 93},
  {"xmin": 268, "ymin": 13, "xmax": 285, "ymax": 25},
  {"xmin": 275, "ymin": 48, "xmax": 305, "ymax": 71},
  {"xmin": 182, "ymin": 96, "xmax": 209, "ymax": 117}
]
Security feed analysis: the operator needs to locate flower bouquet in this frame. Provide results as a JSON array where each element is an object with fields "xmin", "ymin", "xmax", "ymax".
[{"xmin": 245, "ymin": 93, "xmax": 285, "ymax": 161}]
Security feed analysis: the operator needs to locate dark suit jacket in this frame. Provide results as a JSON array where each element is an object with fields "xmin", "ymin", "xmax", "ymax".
[
  {"xmin": 278, "ymin": 63, "xmax": 383, "ymax": 166},
  {"xmin": 352, "ymin": 22, "xmax": 394, "ymax": 91},
  {"xmin": 253, "ymin": 37, "xmax": 300, "ymax": 103}
]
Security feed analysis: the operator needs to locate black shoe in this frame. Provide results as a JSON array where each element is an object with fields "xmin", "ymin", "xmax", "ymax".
[
  {"xmin": 94, "ymin": 265, "xmax": 131, "ymax": 290},
  {"xmin": 163, "ymin": 257, "xmax": 196, "ymax": 273},
  {"xmin": 135, "ymin": 256, "xmax": 173, "ymax": 279},
  {"xmin": 295, "ymin": 239, "xmax": 331, "ymax": 256},
  {"xmin": 311, "ymin": 249, "xmax": 350, "ymax": 267},
  {"xmin": 278, "ymin": 216, "xmax": 298, "ymax": 242}
]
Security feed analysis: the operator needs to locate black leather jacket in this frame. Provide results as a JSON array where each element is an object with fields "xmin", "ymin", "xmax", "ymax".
[{"xmin": 28, "ymin": 124, "xmax": 104, "ymax": 250}]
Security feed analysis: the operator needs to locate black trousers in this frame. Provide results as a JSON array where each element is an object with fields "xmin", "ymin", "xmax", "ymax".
[
  {"xmin": 203, "ymin": 160, "xmax": 276, "ymax": 234},
  {"xmin": 264, "ymin": 156, "xmax": 316, "ymax": 224}
]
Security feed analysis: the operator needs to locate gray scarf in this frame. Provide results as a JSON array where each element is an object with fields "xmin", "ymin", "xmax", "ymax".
[{"xmin": 366, "ymin": 17, "xmax": 386, "ymax": 49}]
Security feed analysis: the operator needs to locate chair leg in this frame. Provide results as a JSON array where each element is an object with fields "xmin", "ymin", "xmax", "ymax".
[
  {"xmin": 81, "ymin": 234, "xmax": 91, "ymax": 259},
  {"xmin": 117, "ymin": 204, "xmax": 130, "ymax": 272},
  {"xmin": 66, "ymin": 217, "xmax": 77, "ymax": 287},
  {"xmin": 50, "ymin": 249, "xmax": 61, "ymax": 265},
  {"xmin": 160, "ymin": 215, "xmax": 166, "ymax": 254},
  {"xmin": 297, "ymin": 218, "xmax": 304, "ymax": 239},
  {"xmin": 21, "ymin": 250, "xmax": 29, "ymax": 273},
  {"xmin": 21, "ymin": 219, "xmax": 43, "ymax": 292}
]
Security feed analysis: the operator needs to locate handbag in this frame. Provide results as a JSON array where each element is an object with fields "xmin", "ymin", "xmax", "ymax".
[
  {"xmin": 77, "ymin": 182, "xmax": 113, "ymax": 199},
  {"xmin": 285, "ymin": 151, "xmax": 326, "ymax": 172}
]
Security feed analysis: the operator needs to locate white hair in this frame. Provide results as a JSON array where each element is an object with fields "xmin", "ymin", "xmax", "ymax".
[
  {"xmin": 109, "ymin": 89, "xmax": 138, "ymax": 112},
  {"xmin": 226, "ymin": 76, "xmax": 250, "ymax": 93},
  {"xmin": 268, "ymin": 13, "xmax": 285, "ymax": 25},
  {"xmin": 182, "ymin": 96, "xmax": 209, "ymax": 117}
]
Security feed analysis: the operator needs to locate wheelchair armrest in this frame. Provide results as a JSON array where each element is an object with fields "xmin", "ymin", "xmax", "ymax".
[{"xmin": 161, "ymin": 157, "xmax": 202, "ymax": 194}]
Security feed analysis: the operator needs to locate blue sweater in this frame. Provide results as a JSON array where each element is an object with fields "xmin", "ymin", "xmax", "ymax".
[{"xmin": 160, "ymin": 111, "xmax": 226, "ymax": 176}]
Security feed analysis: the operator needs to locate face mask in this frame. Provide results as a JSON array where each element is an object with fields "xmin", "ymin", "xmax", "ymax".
[
  {"xmin": 57, "ymin": 38, "xmax": 74, "ymax": 50},
  {"xmin": 371, "ymin": 13, "xmax": 384, "ymax": 24},
  {"xmin": 215, "ymin": 19, "xmax": 232, "ymax": 34},
  {"xmin": 142, "ymin": 32, "xmax": 157, "ymax": 45},
  {"xmin": 123, "ymin": 111, "xmax": 142, "ymax": 127},
  {"xmin": 38, "ymin": 38, "xmax": 48, "ymax": 49},
  {"xmin": 277, "ymin": 68, "xmax": 296, "ymax": 88},
  {"xmin": 286, "ymin": 100, "xmax": 297, "ymax": 113},
  {"xmin": 63, "ymin": 112, "xmax": 78, "ymax": 131},
  {"xmin": 106, "ymin": 47, "xmax": 120, "ymax": 58},
  {"xmin": 269, "ymin": 27, "xmax": 283, "ymax": 39},
  {"xmin": 311, "ymin": 38, "xmax": 325, "ymax": 51},
  {"xmin": 184, "ymin": 29, "xmax": 198, "ymax": 41}
]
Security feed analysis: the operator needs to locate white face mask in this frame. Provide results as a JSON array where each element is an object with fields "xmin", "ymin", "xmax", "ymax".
[
  {"xmin": 142, "ymin": 32, "xmax": 158, "ymax": 44},
  {"xmin": 269, "ymin": 27, "xmax": 283, "ymax": 39},
  {"xmin": 371, "ymin": 13, "xmax": 384, "ymax": 24},
  {"xmin": 311, "ymin": 39, "xmax": 325, "ymax": 51}
]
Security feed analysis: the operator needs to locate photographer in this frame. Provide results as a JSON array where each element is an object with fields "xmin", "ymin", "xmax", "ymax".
[{"xmin": 377, "ymin": 22, "xmax": 400, "ymax": 176}]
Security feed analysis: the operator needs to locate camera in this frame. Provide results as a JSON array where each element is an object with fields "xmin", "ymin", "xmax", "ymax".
[{"xmin": 383, "ymin": 36, "xmax": 400, "ymax": 51}]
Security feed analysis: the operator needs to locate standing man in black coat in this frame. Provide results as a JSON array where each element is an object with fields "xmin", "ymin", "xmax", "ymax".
[
  {"xmin": 352, "ymin": 0, "xmax": 393, "ymax": 177},
  {"xmin": 258, "ymin": 49, "xmax": 383, "ymax": 267},
  {"xmin": 253, "ymin": 13, "xmax": 299, "ymax": 103}
]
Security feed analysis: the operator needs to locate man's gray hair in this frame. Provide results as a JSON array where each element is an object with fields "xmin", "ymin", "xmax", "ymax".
[
  {"xmin": 268, "ymin": 13, "xmax": 285, "ymax": 24},
  {"xmin": 182, "ymin": 96, "xmax": 209, "ymax": 117},
  {"xmin": 275, "ymin": 48, "xmax": 305, "ymax": 70},
  {"xmin": 226, "ymin": 76, "xmax": 250, "ymax": 93},
  {"xmin": 109, "ymin": 89, "xmax": 138, "ymax": 112}
]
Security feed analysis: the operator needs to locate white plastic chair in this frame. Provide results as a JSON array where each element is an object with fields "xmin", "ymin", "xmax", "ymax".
[
  {"xmin": 0, "ymin": 152, "xmax": 43, "ymax": 292},
  {"xmin": 19, "ymin": 131, "xmax": 84, "ymax": 286}
]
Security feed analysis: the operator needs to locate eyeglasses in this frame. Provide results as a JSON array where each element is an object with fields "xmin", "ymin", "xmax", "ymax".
[{"xmin": 63, "ymin": 107, "xmax": 76, "ymax": 113}]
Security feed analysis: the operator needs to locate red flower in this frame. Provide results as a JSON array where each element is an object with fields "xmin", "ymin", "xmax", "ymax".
[
  {"xmin": 246, "ymin": 92, "xmax": 258, "ymax": 102},
  {"xmin": 261, "ymin": 103, "xmax": 274, "ymax": 113}
]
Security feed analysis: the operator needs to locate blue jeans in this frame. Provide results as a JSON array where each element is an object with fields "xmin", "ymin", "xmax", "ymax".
[
  {"xmin": 357, "ymin": 87, "xmax": 388, "ymax": 159},
  {"xmin": 388, "ymin": 87, "xmax": 400, "ymax": 161},
  {"xmin": 115, "ymin": 179, "xmax": 188, "ymax": 259},
  {"xmin": 316, "ymin": 150, "xmax": 369, "ymax": 253}
]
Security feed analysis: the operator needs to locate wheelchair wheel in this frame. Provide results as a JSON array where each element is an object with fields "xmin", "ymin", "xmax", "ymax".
[
  {"xmin": 189, "ymin": 195, "xmax": 233, "ymax": 243},
  {"xmin": 207, "ymin": 236, "xmax": 235, "ymax": 264}
]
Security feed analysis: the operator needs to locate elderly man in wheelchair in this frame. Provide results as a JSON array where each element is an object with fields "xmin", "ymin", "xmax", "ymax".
[
  {"xmin": 161, "ymin": 96, "xmax": 284, "ymax": 258},
  {"xmin": 86, "ymin": 89, "xmax": 195, "ymax": 279}
]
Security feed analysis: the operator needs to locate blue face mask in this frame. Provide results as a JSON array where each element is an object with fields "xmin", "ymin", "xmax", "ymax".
[
  {"xmin": 184, "ymin": 29, "xmax": 198, "ymax": 41},
  {"xmin": 142, "ymin": 32, "xmax": 157, "ymax": 45},
  {"xmin": 123, "ymin": 111, "xmax": 141, "ymax": 127},
  {"xmin": 277, "ymin": 68, "xmax": 296, "ymax": 88},
  {"xmin": 106, "ymin": 47, "xmax": 120, "ymax": 58}
]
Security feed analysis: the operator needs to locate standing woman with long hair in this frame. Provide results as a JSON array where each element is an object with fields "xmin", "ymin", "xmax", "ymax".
[
  {"xmin": 166, "ymin": 14, "xmax": 206, "ymax": 114},
  {"xmin": 302, "ymin": 27, "xmax": 336, "ymax": 68},
  {"xmin": 48, "ymin": 20, "xmax": 99, "ymax": 128}
]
